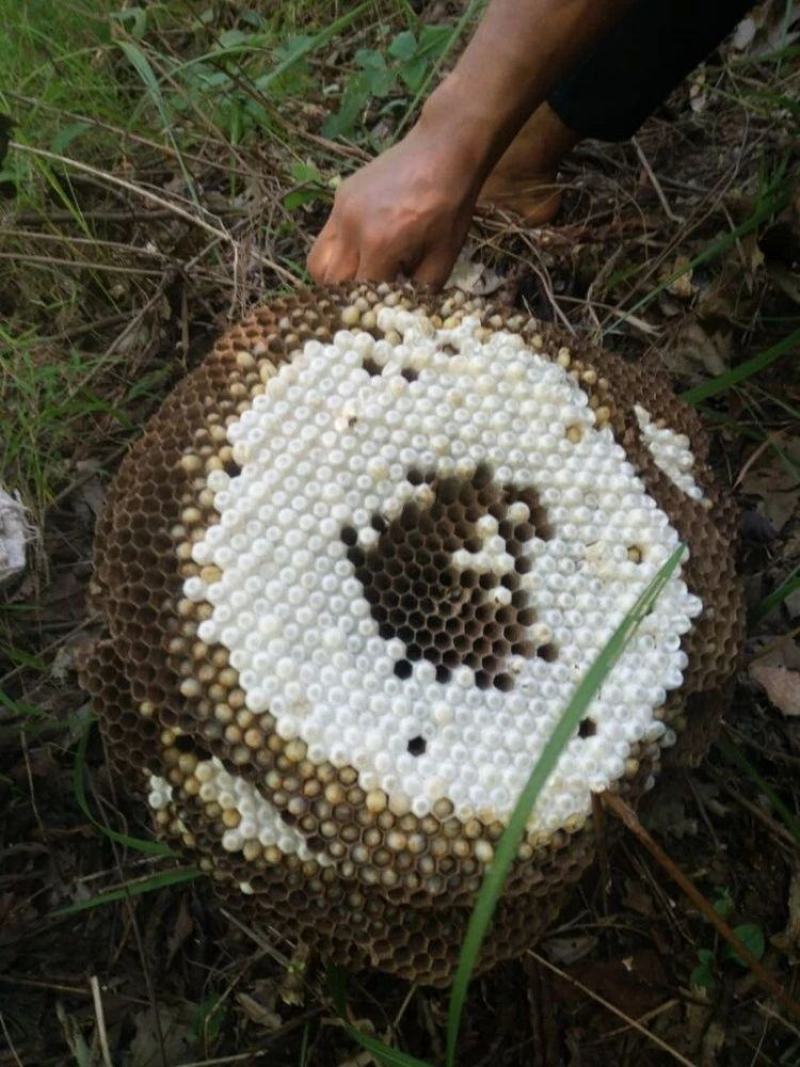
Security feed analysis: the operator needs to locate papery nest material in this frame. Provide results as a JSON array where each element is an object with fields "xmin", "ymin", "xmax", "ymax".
[{"xmin": 80, "ymin": 284, "xmax": 742, "ymax": 985}]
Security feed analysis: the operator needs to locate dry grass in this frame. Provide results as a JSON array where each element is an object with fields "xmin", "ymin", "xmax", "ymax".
[{"xmin": 1, "ymin": 1, "xmax": 799, "ymax": 1064}]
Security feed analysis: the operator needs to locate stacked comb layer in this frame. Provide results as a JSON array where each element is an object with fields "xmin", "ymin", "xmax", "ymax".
[{"xmin": 80, "ymin": 285, "xmax": 742, "ymax": 985}]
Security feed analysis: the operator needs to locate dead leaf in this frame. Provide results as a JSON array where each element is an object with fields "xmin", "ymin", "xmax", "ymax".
[
  {"xmin": 740, "ymin": 435, "xmax": 800, "ymax": 534},
  {"xmin": 732, "ymin": 16, "xmax": 758, "ymax": 50},
  {"xmin": 701, "ymin": 1020, "xmax": 726, "ymax": 1066},
  {"xmin": 741, "ymin": 510, "xmax": 777, "ymax": 544},
  {"xmin": 236, "ymin": 991, "xmax": 282, "ymax": 1030},
  {"xmin": 166, "ymin": 895, "xmax": 194, "ymax": 967},
  {"xmin": 541, "ymin": 934, "xmax": 598, "ymax": 965},
  {"xmin": 129, "ymin": 1005, "xmax": 194, "ymax": 1067},
  {"xmin": 681, "ymin": 998, "xmax": 713, "ymax": 1056},
  {"xmin": 750, "ymin": 637, "xmax": 800, "ymax": 714},
  {"xmin": 740, "ymin": 231, "xmax": 766, "ymax": 274},
  {"xmin": 446, "ymin": 245, "xmax": 505, "ymax": 296},
  {"xmin": 753, "ymin": 635, "xmax": 800, "ymax": 666},
  {"xmin": 772, "ymin": 862, "xmax": 800, "ymax": 960},
  {"xmin": 338, "ymin": 1052, "xmax": 377, "ymax": 1067},
  {"xmin": 693, "ymin": 779, "xmax": 730, "ymax": 819},
  {"xmin": 622, "ymin": 878, "xmax": 657, "ymax": 917},
  {"xmin": 767, "ymin": 262, "xmax": 800, "ymax": 305},
  {"xmin": 730, "ymin": 0, "xmax": 800, "ymax": 57},
  {"xmin": 689, "ymin": 71, "xmax": 708, "ymax": 114},
  {"xmin": 749, "ymin": 661, "xmax": 800, "ymax": 715},
  {"xmin": 72, "ymin": 461, "xmax": 106, "ymax": 518},
  {"xmin": 643, "ymin": 785, "xmax": 698, "ymax": 840},
  {"xmin": 554, "ymin": 952, "xmax": 669, "ymax": 1019},
  {"xmin": 665, "ymin": 256, "xmax": 695, "ymax": 299},
  {"xmin": 660, "ymin": 317, "xmax": 731, "ymax": 382},
  {"xmin": 51, "ymin": 644, "xmax": 75, "ymax": 683}
]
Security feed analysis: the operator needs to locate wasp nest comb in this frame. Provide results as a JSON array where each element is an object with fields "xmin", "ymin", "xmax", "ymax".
[{"xmin": 80, "ymin": 285, "xmax": 742, "ymax": 985}]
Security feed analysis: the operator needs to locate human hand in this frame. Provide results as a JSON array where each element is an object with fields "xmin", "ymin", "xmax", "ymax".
[
  {"xmin": 308, "ymin": 0, "xmax": 631, "ymax": 288},
  {"xmin": 307, "ymin": 122, "xmax": 481, "ymax": 289}
]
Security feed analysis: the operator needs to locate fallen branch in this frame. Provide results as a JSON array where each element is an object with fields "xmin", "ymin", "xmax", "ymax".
[{"xmin": 603, "ymin": 791, "xmax": 800, "ymax": 1021}]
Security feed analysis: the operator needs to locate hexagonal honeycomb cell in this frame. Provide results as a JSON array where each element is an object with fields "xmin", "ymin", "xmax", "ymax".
[
  {"xmin": 343, "ymin": 465, "xmax": 554, "ymax": 691},
  {"xmin": 79, "ymin": 284, "xmax": 743, "ymax": 985}
]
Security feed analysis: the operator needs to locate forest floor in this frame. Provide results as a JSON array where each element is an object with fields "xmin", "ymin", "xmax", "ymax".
[{"xmin": 1, "ymin": 2, "xmax": 799, "ymax": 1065}]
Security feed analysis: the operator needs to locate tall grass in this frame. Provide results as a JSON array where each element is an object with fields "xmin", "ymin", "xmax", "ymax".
[{"xmin": 335, "ymin": 545, "xmax": 686, "ymax": 1066}]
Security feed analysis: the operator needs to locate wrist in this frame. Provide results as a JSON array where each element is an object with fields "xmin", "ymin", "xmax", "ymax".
[{"xmin": 416, "ymin": 75, "xmax": 503, "ymax": 186}]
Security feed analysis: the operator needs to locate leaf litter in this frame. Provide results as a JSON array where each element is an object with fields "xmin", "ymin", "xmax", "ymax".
[{"xmin": 1, "ymin": 1, "xmax": 799, "ymax": 1064}]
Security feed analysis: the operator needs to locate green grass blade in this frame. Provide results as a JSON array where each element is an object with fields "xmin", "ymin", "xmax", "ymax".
[
  {"xmin": 609, "ymin": 174, "xmax": 791, "ymax": 332},
  {"xmin": 751, "ymin": 562, "xmax": 800, "ymax": 624},
  {"xmin": 328, "ymin": 966, "xmax": 433, "ymax": 1067},
  {"xmin": 0, "ymin": 112, "xmax": 13, "ymax": 165},
  {"xmin": 53, "ymin": 867, "xmax": 200, "ymax": 916},
  {"xmin": 259, "ymin": 3, "xmax": 375, "ymax": 94},
  {"xmin": 73, "ymin": 717, "xmax": 176, "ymax": 858},
  {"xmin": 681, "ymin": 327, "xmax": 800, "ymax": 406},
  {"xmin": 392, "ymin": 0, "xmax": 485, "ymax": 142},
  {"xmin": 731, "ymin": 43, "xmax": 800, "ymax": 65},
  {"xmin": 167, "ymin": 3, "xmax": 373, "ymax": 86},
  {"xmin": 117, "ymin": 40, "xmax": 168, "ymax": 119},
  {"xmin": 394, "ymin": 0, "xmax": 423, "ymax": 31},
  {"xmin": 116, "ymin": 39, "xmax": 198, "ymax": 203},
  {"xmin": 716, "ymin": 734, "xmax": 800, "ymax": 845},
  {"xmin": 445, "ymin": 543, "xmax": 686, "ymax": 1067},
  {"xmin": 0, "ymin": 686, "xmax": 47, "ymax": 719}
]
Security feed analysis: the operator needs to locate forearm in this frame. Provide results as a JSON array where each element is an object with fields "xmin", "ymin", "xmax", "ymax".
[
  {"xmin": 308, "ymin": 0, "xmax": 634, "ymax": 285},
  {"xmin": 419, "ymin": 0, "xmax": 634, "ymax": 185}
]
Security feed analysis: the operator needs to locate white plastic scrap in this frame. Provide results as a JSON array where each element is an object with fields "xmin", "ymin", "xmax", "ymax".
[{"xmin": 0, "ymin": 488, "xmax": 33, "ymax": 590}]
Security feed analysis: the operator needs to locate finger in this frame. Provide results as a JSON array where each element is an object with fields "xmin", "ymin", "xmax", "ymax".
[
  {"xmin": 411, "ymin": 248, "xmax": 457, "ymax": 291},
  {"xmin": 306, "ymin": 229, "xmax": 331, "ymax": 282},
  {"xmin": 308, "ymin": 240, "xmax": 358, "ymax": 285},
  {"xmin": 308, "ymin": 226, "xmax": 358, "ymax": 285},
  {"xmin": 355, "ymin": 246, "xmax": 407, "ymax": 285}
]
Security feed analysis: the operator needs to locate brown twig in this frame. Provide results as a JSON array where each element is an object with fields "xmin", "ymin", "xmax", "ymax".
[
  {"xmin": 585, "ymin": 997, "xmax": 681, "ymax": 1044},
  {"xmin": 8, "ymin": 140, "xmax": 298, "ymax": 285},
  {"xmin": 526, "ymin": 948, "xmax": 696, "ymax": 1066},
  {"xmin": 0, "ymin": 1014, "xmax": 24, "ymax": 1067},
  {"xmin": 3, "ymin": 90, "xmax": 241, "ymax": 174},
  {"xmin": 0, "ymin": 973, "xmax": 148, "ymax": 1004},
  {"xmin": 89, "ymin": 976, "xmax": 114, "ymax": 1067},
  {"xmin": 9, "ymin": 208, "xmax": 245, "ymax": 223},
  {"xmin": 0, "ymin": 252, "xmax": 179, "ymax": 277},
  {"xmin": 591, "ymin": 791, "xmax": 612, "ymax": 914},
  {"xmin": 171, "ymin": 1009, "xmax": 322, "ymax": 1066},
  {"xmin": 603, "ymin": 791, "xmax": 800, "ymax": 1021},
  {"xmin": 34, "ymin": 313, "xmax": 131, "ymax": 344},
  {"xmin": 632, "ymin": 137, "xmax": 684, "ymax": 224},
  {"xmin": 0, "ymin": 229, "xmax": 169, "ymax": 256},
  {"xmin": 724, "ymin": 725, "xmax": 800, "ymax": 769},
  {"xmin": 713, "ymin": 772, "xmax": 799, "ymax": 853}
]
